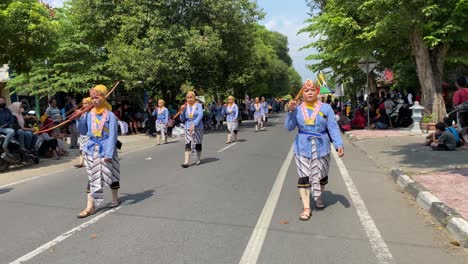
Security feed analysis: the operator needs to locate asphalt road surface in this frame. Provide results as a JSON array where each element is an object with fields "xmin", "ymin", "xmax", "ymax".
[{"xmin": 1, "ymin": 113, "xmax": 466, "ymax": 264}]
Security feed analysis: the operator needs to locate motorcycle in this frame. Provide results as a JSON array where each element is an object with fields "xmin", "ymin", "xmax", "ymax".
[
  {"xmin": 0, "ymin": 133, "xmax": 40, "ymax": 173},
  {"xmin": 390, "ymin": 99, "xmax": 413, "ymax": 128}
]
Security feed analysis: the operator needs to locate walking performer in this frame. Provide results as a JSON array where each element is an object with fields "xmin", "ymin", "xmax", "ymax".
[
  {"xmin": 180, "ymin": 91, "xmax": 204, "ymax": 168},
  {"xmin": 285, "ymin": 80, "xmax": 344, "ymax": 221},
  {"xmin": 76, "ymin": 84, "xmax": 120, "ymax": 218},
  {"xmin": 74, "ymin": 97, "xmax": 92, "ymax": 168},
  {"xmin": 251, "ymin": 97, "xmax": 265, "ymax": 132},
  {"xmin": 152, "ymin": 99, "xmax": 169, "ymax": 145},
  {"xmin": 223, "ymin": 95, "xmax": 239, "ymax": 144},
  {"xmin": 261, "ymin": 96, "xmax": 269, "ymax": 123}
]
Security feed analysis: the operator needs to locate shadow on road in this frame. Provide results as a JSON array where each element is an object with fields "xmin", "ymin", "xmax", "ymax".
[
  {"xmin": 321, "ymin": 190, "xmax": 351, "ymax": 209},
  {"xmin": 120, "ymin": 186, "xmax": 162, "ymax": 205},
  {"xmin": 201, "ymin": 157, "xmax": 219, "ymax": 165},
  {"xmin": 0, "ymin": 188, "xmax": 13, "ymax": 195}
]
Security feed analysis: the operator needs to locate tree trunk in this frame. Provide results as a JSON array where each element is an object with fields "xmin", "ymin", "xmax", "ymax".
[
  {"xmin": 410, "ymin": 27, "xmax": 437, "ymax": 117},
  {"xmin": 430, "ymin": 44, "xmax": 449, "ymax": 122}
]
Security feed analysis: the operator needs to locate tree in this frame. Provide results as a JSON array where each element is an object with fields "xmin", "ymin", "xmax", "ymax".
[
  {"xmin": 303, "ymin": 0, "xmax": 468, "ymax": 121},
  {"xmin": 0, "ymin": 0, "xmax": 58, "ymax": 73}
]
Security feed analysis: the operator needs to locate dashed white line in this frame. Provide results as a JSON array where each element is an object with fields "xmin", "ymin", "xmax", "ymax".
[
  {"xmin": 331, "ymin": 150, "xmax": 395, "ymax": 264},
  {"xmin": 239, "ymin": 145, "xmax": 294, "ymax": 264},
  {"xmin": 9, "ymin": 199, "xmax": 133, "ymax": 264},
  {"xmin": 0, "ymin": 169, "xmax": 66, "ymax": 189},
  {"xmin": 217, "ymin": 142, "xmax": 238, "ymax": 153}
]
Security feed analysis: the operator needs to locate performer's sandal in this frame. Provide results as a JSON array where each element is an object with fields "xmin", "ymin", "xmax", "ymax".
[
  {"xmin": 299, "ymin": 208, "xmax": 311, "ymax": 221},
  {"xmin": 74, "ymin": 164, "xmax": 84, "ymax": 168},
  {"xmin": 316, "ymin": 198, "xmax": 325, "ymax": 209},
  {"xmin": 181, "ymin": 163, "xmax": 189, "ymax": 168},
  {"xmin": 77, "ymin": 207, "xmax": 96, "ymax": 218},
  {"xmin": 108, "ymin": 200, "xmax": 120, "ymax": 208}
]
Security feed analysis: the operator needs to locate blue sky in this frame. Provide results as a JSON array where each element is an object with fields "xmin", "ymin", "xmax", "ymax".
[
  {"xmin": 47, "ymin": 0, "xmax": 315, "ymax": 81},
  {"xmin": 257, "ymin": 0, "xmax": 315, "ymax": 81}
]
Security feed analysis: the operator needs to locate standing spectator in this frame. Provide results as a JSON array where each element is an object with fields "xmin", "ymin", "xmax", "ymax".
[
  {"xmin": 453, "ymin": 76, "xmax": 468, "ymax": 147},
  {"xmin": 65, "ymin": 95, "xmax": 79, "ymax": 149}
]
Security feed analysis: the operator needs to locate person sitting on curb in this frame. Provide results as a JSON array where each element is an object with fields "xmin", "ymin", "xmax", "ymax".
[
  {"xmin": 430, "ymin": 122, "xmax": 457, "ymax": 151},
  {"xmin": 443, "ymin": 117, "xmax": 463, "ymax": 148}
]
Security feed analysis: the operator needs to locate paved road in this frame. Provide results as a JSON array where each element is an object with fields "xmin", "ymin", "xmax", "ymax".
[{"xmin": 0, "ymin": 113, "xmax": 466, "ymax": 264}]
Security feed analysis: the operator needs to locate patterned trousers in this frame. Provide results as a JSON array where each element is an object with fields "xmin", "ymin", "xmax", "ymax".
[
  {"xmin": 294, "ymin": 138, "xmax": 330, "ymax": 201},
  {"xmin": 84, "ymin": 146, "xmax": 120, "ymax": 206}
]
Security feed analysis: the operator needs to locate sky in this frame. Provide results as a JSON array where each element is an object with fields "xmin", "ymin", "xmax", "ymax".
[
  {"xmin": 46, "ymin": 0, "xmax": 315, "ymax": 81},
  {"xmin": 257, "ymin": 0, "xmax": 315, "ymax": 81}
]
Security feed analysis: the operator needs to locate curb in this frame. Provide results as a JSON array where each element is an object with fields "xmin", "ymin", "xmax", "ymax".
[{"xmin": 390, "ymin": 168, "xmax": 468, "ymax": 248}]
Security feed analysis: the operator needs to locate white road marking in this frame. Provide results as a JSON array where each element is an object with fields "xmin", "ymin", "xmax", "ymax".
[
  {"xmin": 331, "ymin": 150, "xmax": 395, "ymax": 264},
  {"xmin": 0, "ymin": 138, "xmax": 183, "ymax": 189},
  {"xmin": 9, "ymin": 199, "xmax": 133, "ymax": 264},
  {"xmin": 239, "ymin": 145, "xmax": 294, "ymax": 264},
  {"xmin": 217, "ymin": 142, "xmax": 238, "ymax": 153},
  {"xmin": 0, "ymin": 169, "xmax": 66, "ymax": 189}
]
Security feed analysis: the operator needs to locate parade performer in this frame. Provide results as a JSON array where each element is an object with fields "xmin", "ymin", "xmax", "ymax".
[
  {"xmin": 180, "ymin": 91, "xmax": 204, "ymax": 168},
  {"xmin": 261, "ymin": 96, "xmax": 269, "ymax": 123},
  {"xmin": 152, "ymin": 99, "xmax": 169, "ymax": 145},
  {"xmin": 74, "ymin": 97, "xmax": 92, "ymax": 168},
  {"xmin": 251, "ymin": 97, "xmax": 265, "ymax": 132},
  {"xmin": 285, "ymin": 80, "xmax": 344, "ymax": 221},
  {"xmin": 223, "ymin": 95, "xmax": 239, "ymax": 144},
  {"xmin": 77, "ymin": 85, "xmax": 120, "ymax": 218}
]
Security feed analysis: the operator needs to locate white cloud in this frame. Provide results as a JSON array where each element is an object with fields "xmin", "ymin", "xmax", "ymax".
[{"xmin": 263, "ymin": 16, "xmax": 318, "ymax": 81}]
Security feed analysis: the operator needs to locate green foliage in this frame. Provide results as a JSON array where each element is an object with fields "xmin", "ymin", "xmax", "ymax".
[
  {"xmin": 0, "ymin": 0, "xmax": 58, "ymax": 73},
  {"xmin": 7, "ymin": 0, "xmax": 300, "ymax": 100}
]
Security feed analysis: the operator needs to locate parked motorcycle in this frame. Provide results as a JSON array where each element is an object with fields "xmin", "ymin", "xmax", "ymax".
[
  {"xmin": 390, "ymin": 99, "xmax": 413, "ymax": 128},
  {"xmin": 0, "ymin": 134, "xmax": 39, "ymax": 173}
]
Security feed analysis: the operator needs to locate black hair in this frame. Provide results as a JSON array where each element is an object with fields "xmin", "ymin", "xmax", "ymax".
[
  {"xmin": 456, "ymin": 76, "xmax": 467, "ymax": 87},
  {"xmin": 435, "ymin": 122, "xmax": 446, "ymax": 131},
  {"xmin": 443, "ymin": 117, "xmax": 453, "ymax": 127},
  {"xmin": 49, "ymin": 99, "xmax": 55, "ymax": 104}
]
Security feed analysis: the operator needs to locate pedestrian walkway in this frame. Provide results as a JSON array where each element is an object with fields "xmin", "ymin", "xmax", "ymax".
[{"xmin": 346, "ymin": 129, "xmax": 468, "ymax": 247}]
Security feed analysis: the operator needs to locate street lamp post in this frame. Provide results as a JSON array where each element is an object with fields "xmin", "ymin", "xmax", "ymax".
[{"xmin": 357, "ymin": 56, "xmax": 378, "ymax": 129}]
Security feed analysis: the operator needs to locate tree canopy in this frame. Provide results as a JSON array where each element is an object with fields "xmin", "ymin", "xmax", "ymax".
[
  {"xmin": 302, "ymin": 0, "xmax": 468, "ymax": 121},
  {"xmin": 4, "ymin": 0, "xmax": 302, "ymax": 102}
]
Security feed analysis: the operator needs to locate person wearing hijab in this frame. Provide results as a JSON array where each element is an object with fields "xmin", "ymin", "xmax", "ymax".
[
  {"xmin": 152, "ymin": 99, "xmax": 169, "ymax": 145},
  {"xmin": 74, "ymin": 97, "xmax": 92, "ymax": 168},
  {"xmin": 180, "ymin": 91, "xmax": 204, "ymax": 168},
  {"xmin": 285, "ymin": 80, "xmax": 344, "ymax": 221},
  {"xmin": 76, "ymin": 85, "xmax": 120, "ymax": 218},
  {"xmin": 8, "ymin": 102, "xmax": 29, "ymax": 150},
  {"xmin": 223, "ymin": 95, "xmax": 239, "ymax": 144}
]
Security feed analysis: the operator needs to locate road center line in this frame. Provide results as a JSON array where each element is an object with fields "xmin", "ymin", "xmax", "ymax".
[
  {"xmin": 331, "ymin": 150, "xmax": 395, "ymax": 264},
  {"xmin": 239, "ymin": 145, "xmax": 294, "ymax": 264},
  {"xmin": 217, "ymin": 142, "xmax": 238, "ymax": 153},
  {"xmin": 9, "ymin": 199, "xmax": 133, "ymax": 264}
]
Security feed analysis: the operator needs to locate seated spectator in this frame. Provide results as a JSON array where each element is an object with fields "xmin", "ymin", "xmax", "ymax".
[
  {"xmin": 36, "ymin": 115, "xmax": 60, "ymax": 159},
  {"xmin": 430, "ymin": 122, "xmax": 457, "ymax": 151},
  {"xmin": 371, "ymin": 109, "xmax": 390, "ymax": 129},
  {"xmin": 9, "ymin": 102, "xmax": 38, "ymax": 151},
  {"xmin": 444, "ymin": 117, "xmax": 463, "ymax": 148},
  {"xmin": 0, "ymin": 96, "xmax": 16, "ymax": 156},
  {"xmin": 337, "ymin": 111, "xmax": 351, "ymax": 132},
  {"xmin": 351, "ymin": 109, "xmax": 366, "ymax": 129}
]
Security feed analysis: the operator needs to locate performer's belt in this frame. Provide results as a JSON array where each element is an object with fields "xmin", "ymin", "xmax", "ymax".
[
  {"xmin": 88, "ymin": 135, "xmax": 109, "ymax": 154},
  {"xmin": 298, "ymin": 130, "xmax": 326, "ymax": 139}
]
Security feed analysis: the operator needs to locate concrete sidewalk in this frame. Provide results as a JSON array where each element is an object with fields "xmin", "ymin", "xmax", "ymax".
[{"xmin": 345, "ymin": 129, "xmax": 468, "ymax": 247}]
